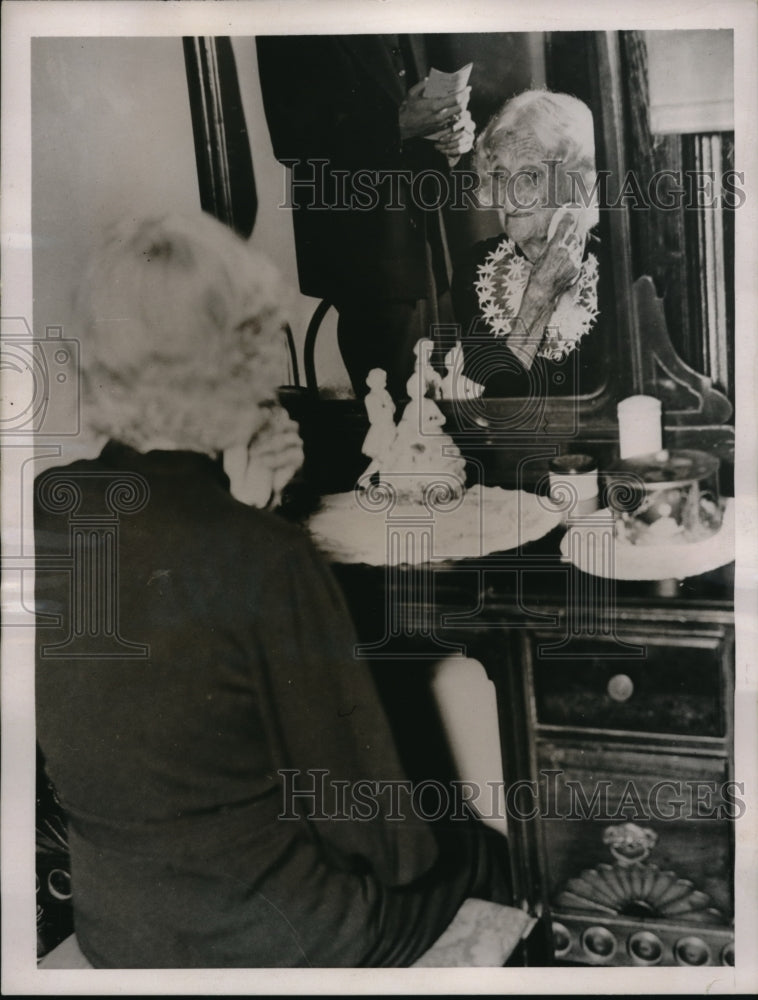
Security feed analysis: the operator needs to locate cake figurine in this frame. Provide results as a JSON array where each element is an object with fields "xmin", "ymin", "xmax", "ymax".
[
  {"xmin": 361, "ymin": 368, "xmax": 396, "ymax": 479},
  {"xmin": 408, "ymin": 338, "xmax": 443, "ymax": 401},
  {"xmin": 438, "ymin": 340, "xmax": 485, "ymax": 401},
  {"xmin": 359, "ymin": 346, "xmax": 466, "ymax": 501},
  {"xmin": 439, "ymin": 342, "xmax": 462, "ymax": 400},
  {"xmin": 309, "ymin": 347, "xmax": 562, "ymax": 564}
]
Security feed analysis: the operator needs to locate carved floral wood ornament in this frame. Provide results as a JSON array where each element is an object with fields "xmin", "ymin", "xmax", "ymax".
[
  {"xmin": 555, "ymin": 823, "xmax": 726, "ymax": 926},
  {"xmin": 602, "ymin": 821, "xmax": 657, "ymax": 866}
]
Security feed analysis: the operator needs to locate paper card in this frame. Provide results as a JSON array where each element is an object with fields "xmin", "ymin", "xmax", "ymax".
[
  {"xmin": 423, "ymin": 62, "xmax": 473, "ymax": 99},
  {"xmin": 423, "ymin": 62, "xmax": 473, "ymax": 140}
]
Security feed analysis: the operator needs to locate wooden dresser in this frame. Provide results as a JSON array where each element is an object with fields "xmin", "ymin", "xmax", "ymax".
[{"xmin": 334, "ymin": 537, "xmax": 736, "ymax": 968}]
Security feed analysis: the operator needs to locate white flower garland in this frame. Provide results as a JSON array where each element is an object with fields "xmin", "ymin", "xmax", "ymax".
[{"xmin": 473, "ymin": 235, "xmax": 600, "ymax": 362}]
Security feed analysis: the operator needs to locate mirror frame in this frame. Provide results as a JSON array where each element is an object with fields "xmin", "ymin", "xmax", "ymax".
[
  {"xmin": 591, "ymin": 31, "xmax": 732, "ymax": 430},
  {"xmin": 183, "ymin": 36, "xmax": 258, "ymax": 240}
]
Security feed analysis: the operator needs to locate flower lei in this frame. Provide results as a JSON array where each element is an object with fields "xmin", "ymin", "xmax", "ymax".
[{"xmin": 473, "ymin": 235, "xmax": 600, "ymax": 362}]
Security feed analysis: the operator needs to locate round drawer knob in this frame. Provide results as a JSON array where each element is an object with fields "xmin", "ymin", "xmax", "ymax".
[
  {"xmin": 607, "ymin": 673, "xmax": 634, "ymax": 702},
  {"xmin": 628, "ymin": 930, "xmax": 663, "ymax": 965},
  {"xmin": 581, "ymin": 925, "xmax": 617, "ymax": 960},
  {"xmin": 674, "ymin": 935, "xmax": 711, "ymax": 966},
  {"xmin": 552, "ymin": 921, "xmax": 572, "ymax": 958}
]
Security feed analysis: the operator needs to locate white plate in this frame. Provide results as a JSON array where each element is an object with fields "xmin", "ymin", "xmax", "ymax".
[
  {"xmin": 559, "ymin": 499, "xmax": 735, "ymax": 581},
  {"xmin": 307, "ymin": 484, "xmax": 563, "ymax": 566}
]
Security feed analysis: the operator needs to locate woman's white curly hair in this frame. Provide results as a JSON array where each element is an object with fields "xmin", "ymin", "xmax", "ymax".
[
  {"xmin": 75, "ymin": 212, "xmax": 290, "ymax": 452},
  {"xmin": 474, "ymin": 89, "xmax": 599, "ymax": 230}
]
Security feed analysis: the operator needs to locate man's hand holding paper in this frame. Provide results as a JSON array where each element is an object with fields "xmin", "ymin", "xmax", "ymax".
[
  {"xmin": 398, "ymin": 62, "xmax": 475, "ymax": 165},
  {"xmin": 432, "ymin": 108, "xmax": 475, "ymax": 164},
  {"xmin": 398, "ymin": 79, "xmax": 471, "ymax": 141}
]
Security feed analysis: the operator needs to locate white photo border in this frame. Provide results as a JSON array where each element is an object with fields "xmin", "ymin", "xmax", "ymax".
[{"xmin": 2, "ymin": 0, "xmax": 756, "ymax": 994}]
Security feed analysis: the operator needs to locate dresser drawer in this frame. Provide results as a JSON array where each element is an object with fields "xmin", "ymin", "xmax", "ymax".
[
  {"xmin": 535, "ymin": 744, "xmax": 735, "ymax": 943},
  {"xmin": 529, "ymin": 630, "xmax": 731, "ymax": 738}
]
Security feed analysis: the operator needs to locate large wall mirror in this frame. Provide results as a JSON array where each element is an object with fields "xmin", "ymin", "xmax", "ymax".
[{"xmin": 185, "ymin": 30, "xmax": 735, "ymax": 491}]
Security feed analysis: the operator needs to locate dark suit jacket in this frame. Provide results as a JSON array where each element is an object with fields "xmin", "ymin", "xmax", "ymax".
[{"xmin": 256, "ymin": 35, "xmax": 449, "ymax": 302}]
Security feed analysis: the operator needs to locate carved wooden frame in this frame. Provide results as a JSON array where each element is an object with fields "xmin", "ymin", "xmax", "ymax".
[{"xmin": 182, "ymin": 36, "xmax": 257, "ymax": 239}]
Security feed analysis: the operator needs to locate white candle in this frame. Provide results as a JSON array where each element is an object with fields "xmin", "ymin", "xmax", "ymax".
[{"xmin": 617, "ymin": 395, "xmax": 662, "ymax": 459}]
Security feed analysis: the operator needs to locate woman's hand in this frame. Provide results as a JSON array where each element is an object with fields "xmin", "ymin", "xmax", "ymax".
[
  {"xmin": 398, "ymin": 80, "xmax": 471, "ymax": 141},
  {"xmin": 506, "ymin": 214, "xmax": 585, "ymax": 371},
  {"xmin": 224, "ymin": 405, "xmax": 304, "ymax": 510},
  {"xmin": 529, "ymin": 212, "xmax": 584, "ymax": 301}
]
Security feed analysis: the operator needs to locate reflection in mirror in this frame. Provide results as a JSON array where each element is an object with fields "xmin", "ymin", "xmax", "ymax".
[
  {"xmin": 425, "ymin": 33, "xmax": 613, "ymax": 407},
  {"xmin": 449, "ymin": 89, "xmax": 601, "ymax": 401},
  {"xmin": 184, "ymin": 30, "xmax": 734, "ymax": 492},
  {"xmin": 441, "ymin": 30, "xmax": 734, "ymax": 432}
]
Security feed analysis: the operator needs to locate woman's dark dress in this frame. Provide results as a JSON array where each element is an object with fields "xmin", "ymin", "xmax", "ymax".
[{"xmin": 35, "ymin": 442, "xmax": 509, "ymax": 968}]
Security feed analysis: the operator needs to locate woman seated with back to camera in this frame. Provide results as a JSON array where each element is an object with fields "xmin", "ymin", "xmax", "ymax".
[
  {"xmin": 34, "ymin": 211, "xmax": 513, "ymax": 969},
  {"xmin": 451, "ymin": 90, "xmax": 600, "ymax": 399}
]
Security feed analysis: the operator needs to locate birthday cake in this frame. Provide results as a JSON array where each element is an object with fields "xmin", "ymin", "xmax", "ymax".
[
  {"xmin": 359, "ymin": 342, "xmax": 467, "ymax": 503},
  {"xmin": 306, "ymin": 342, "xmax": 562, "ymax": 565}
]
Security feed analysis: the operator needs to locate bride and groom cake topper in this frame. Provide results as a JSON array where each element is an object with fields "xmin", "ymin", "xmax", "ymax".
[{"xmin": 360, "ymin": 339, "xmax": 471, "ymax": 497}]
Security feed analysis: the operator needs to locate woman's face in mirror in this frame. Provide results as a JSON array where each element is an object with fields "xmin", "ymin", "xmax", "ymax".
[{"xmin": 493, "ymin": 138, "xmax": 562, "ymax": 262}]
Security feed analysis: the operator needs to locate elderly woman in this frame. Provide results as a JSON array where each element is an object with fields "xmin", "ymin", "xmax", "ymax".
[
  {"xmin": 34, "ymin": 212, "xmax": 511, "ymax": 968},
  {"xmin": 452, "ymin": 89, "xmax": 600, "ymax": 398}
]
